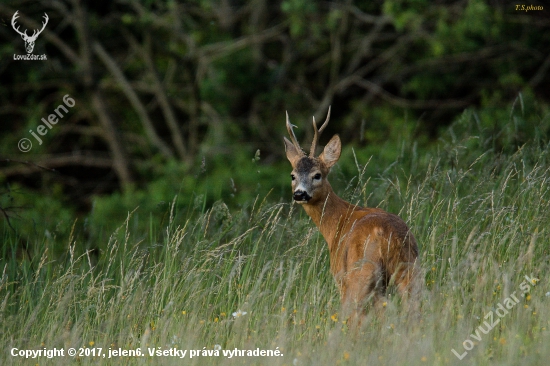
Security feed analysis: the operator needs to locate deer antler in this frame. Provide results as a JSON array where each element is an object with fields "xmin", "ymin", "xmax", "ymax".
[
  {"xmin": 310, "ymin": 105, "xmax": 331, "ymax": 157},
  {"xmin": 11, "ymin": 11, "xmax": 48, "ymax": 40},
  {"xmin": 11, "ymin": 11, "xmax": 26, "ymax": 37},
  {"xmin": 34, "ymin": 13, "xmax": 49, "ymax": 39},
  {"xmin": 286, "ymin": 111, "xmax": 303, "ymax": 153}
]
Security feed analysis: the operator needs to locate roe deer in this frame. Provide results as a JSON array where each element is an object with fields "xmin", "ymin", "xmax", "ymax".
[{"xmin": 283, "ymin": 107, "xmax": 420, "ymax": 322}]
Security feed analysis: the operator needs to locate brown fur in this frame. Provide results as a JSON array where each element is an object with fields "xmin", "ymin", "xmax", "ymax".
[{"xmin": 284, "ymin": 111, "xmax": 420, "ymax": 323}]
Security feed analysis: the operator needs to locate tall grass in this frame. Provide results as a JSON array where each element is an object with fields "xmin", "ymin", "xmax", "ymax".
[{"xmin": 1, "ymin": 119, "xmax": 550, "ymax": 365}]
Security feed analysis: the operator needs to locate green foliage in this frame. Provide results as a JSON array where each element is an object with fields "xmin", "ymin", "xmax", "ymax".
[
  {"xmin": 1, "ymin": 0, "xmax": 549, "ymax": 213},
  {"xmin": 88, "ymin": 147, "xmax": 291, "ymax": 242},
  {"xmin": 0, "ymin": 183, "xmax": 75, "ymax": 261},
  {"xmin": 281, "ymin": 0, "xmax": 318, "ymax": 37},
  {"xmin": 200, "ymin": 49, "xmax": 271, "ymax": 115}
]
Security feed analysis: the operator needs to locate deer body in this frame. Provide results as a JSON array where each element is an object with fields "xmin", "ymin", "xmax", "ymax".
[{"xmin": 284, "ymin": 108, "xmax": 419, "ymax": 319}]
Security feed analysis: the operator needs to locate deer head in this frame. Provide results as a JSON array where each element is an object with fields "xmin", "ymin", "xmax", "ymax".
[
  {"xmin": 12, "ymin": 11, "xmax": 49, "ymax": 54},
  {"xmin": 283, "ymin": 106, "xmax": 342, "ymax": 205}
]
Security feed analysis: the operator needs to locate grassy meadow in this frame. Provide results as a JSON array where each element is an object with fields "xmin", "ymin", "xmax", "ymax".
[{"xmin": 2, "ymin": 109, "xmax": 550, "ymax": 365}]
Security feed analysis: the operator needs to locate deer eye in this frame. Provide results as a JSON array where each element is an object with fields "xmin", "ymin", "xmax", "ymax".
[
  {"xmin": 313, "ymin": 173, "xmax": 322, "ymax": 180},
  {"xmin": 291, "ymin": 174, "xmax": 295, "ymax": 181}
]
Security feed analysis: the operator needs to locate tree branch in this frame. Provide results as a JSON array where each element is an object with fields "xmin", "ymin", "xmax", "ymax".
[
  {"xmin": 91, "ymin": 90, "xmax": 134, "ymax": 186},
  {"xmin": 0, "ymin": 153, "xmax": 112, "ymax": 177},
  {"xmin": 354, "ymin": 78, "xmax": 470, "ymax": 109},
  {"xmin": 140, "ymin": 33, "xmax": 188, "ymax": 161},
  {"xmin": 92, "ymin": 41, "xmax": 174, "ymax": 159}
]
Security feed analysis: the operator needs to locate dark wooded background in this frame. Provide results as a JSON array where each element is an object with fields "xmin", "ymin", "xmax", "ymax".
[{"xmin": 1, "ymin": 0, "xmax": 548, "ymax": 234}]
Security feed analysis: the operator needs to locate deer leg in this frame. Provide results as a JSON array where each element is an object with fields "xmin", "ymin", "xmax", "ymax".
[
  {"xmin": 394, "ymin": 262, "xmax": 421, "ymax": 316},
  {"xmin": 341, "ymin": 262, "xmax": 385, "ymax": 329}
]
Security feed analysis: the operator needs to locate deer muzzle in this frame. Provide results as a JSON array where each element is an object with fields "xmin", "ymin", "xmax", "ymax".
[{"xmin": 293, "ymin": 190, "xmax": 311, "ymax": 202}]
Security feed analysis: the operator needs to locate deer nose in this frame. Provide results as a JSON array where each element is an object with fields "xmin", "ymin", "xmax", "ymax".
[{"xmin": 293, "ymin": 190, "xmax": 311, "ymax": 202}]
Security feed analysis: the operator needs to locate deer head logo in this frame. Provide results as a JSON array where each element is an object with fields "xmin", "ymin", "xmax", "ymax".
[{"xmin": 11, "ymin": 10, "xmax": 49, "ymax": 54}]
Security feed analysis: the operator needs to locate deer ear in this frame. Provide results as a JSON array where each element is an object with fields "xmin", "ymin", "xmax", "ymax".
[
  {"xmin": 319, "ymin": 134, "xmax": 341, "ymax": 168},
  {"xmin": 284, "ymin": 137, "xmax": 302, "ymax": 166}
]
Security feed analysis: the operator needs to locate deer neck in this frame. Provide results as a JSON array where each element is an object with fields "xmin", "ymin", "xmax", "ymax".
[{"xmin": 302, "ymin": 184, "xmax": 358, "ymax": 251}]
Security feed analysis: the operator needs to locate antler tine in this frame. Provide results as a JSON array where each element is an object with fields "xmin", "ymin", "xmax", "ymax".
[
  {"xmin": 286, "ymin": 111, "xmax": 302, "ymax": 152},
  {"xmin": 319, "ymin": 105, "xmax": 331, "ymax": 134},
  {"xmin": 11, "ymin": 11, "xmax": 25, "ymax": 36},
  {"xmin": 11, "ymin": 10, "xmax": 19, "ymax": 25},
  {"xmin": 39, "ymin": 13, "xmax": 49, "ymax": 32},
  {"xmin": 32, "ymin": 13, "xmax": 48, "ymax": 38},
  {"xmin": 309, "ymin": 105, "xmax": 332, "ymax": 157}
]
